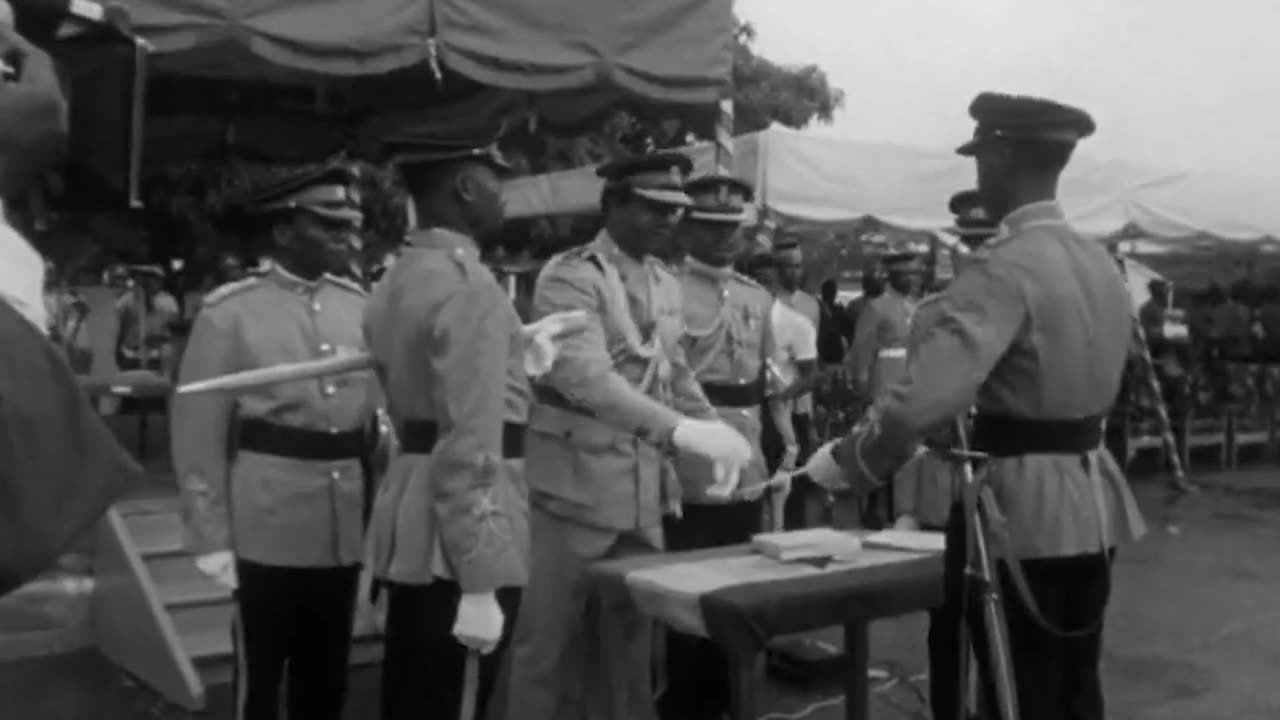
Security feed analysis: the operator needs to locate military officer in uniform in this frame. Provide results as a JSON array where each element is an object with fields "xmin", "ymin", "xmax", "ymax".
[
  {"xmin": 801, "ymin": 93, "xmax": 1146, "ymax": 720},
  {"xmin": 660, "ymin": 174, "xmax": 776, "ymax": 720},
  {"xmin": 949, "ymin": 188, "xmax": 1000, "ymax": 251},
  {"xmin": 505, "ymin": 153, "xmax": 753, "ymax": 720},
  {"xmin": 846, "ymin": 251, "xmax": 921, "ymax": 402},
  {"xmin": 171, "ymin": 164, "xmax": 380, "ymax": 720},
  {"xmin": 362, "ymin": 135, "xmax": 528, "ymax": 720}
]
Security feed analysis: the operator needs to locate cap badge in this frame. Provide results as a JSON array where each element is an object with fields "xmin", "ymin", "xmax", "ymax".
[{"xmin": 670, "ymin": 165, "xmax": 684, "ymax": 185}]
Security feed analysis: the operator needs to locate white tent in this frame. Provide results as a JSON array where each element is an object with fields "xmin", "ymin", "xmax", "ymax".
[{"xmin": 503, "ymin": 125, "xmax": 1280, "ymax": 240}]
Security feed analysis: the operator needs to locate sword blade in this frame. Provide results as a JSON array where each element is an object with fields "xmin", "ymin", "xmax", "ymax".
[
  {"xmin": 176, "ymin": 352, "xmax": 375, "ymax": 396},
  {"xmin": 459, "ymin": 649, "xmax": 480, "ymax": 720}
]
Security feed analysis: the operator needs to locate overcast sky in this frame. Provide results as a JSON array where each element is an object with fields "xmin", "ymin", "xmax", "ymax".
[{"xmin": 735, "ymin": 0, "xmax": 1280, "ymax": 183}]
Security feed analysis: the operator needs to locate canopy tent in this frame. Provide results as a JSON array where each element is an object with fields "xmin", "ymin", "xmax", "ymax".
[
  {"xmin": 119, "ymin": 0, "xmax": 733, "ymax": 100},
  {"xmin": 503, "ymin": 125, "xmax": 1280, "ymax": 241},
  {"xmin": 58, "ymin": 0, "xmax": 734, "ymax": 181}
]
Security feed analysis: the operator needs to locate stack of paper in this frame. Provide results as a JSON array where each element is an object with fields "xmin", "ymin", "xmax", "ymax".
[
  {"xmin": 861, "ymin": 530, "xmax": 946, "ymax": 553},
  {"xmin": 751, "ymin": 528, "xmax": 864, "ymax": 563}
]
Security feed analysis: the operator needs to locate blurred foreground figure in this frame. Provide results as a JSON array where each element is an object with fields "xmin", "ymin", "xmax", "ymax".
[
  {"xmin": 0, "ymin": 15, "xmax": 141, "ymax": 596},
  {"xmin": 802, "ymin": 93, "xmax": 1145, "ymax": 720}
]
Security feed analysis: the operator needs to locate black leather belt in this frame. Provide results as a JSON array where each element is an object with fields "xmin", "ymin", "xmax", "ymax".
[
  {"xmin": 399, "ymin": 419, "xmax": 527, "ymax": 458},
  {"xmin": 971, "ymin": 414, "xmax": 1105, "ymax": 458},
  {"xmin": 237, "ymin": 418, "xmax": 366, "ymax": 461},
  {"xmin": 533, "ymin": 384, "xmax": 596, "ymax": 418},
  {"xmin": 700, "ymin": 381, "xmax": 763, "ymax": 408}
]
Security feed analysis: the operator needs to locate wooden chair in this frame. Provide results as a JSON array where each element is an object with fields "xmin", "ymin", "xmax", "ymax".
[{"xmin": 1178, "ymin": 406, "xmax": 1229, "ymax": 471}]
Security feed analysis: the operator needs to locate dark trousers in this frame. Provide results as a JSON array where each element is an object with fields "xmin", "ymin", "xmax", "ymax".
[
  {"xmin": 929, "ymin": 503, "xmax": 1113, "ymax": 720},
  {"xmin": 380, "ymin": 580, "xmax": 522, "ymax": 720},
  {"xmin": 659, "ymin": 500, "xmax": 763, "ymax": 720},
  {"xmin": 232, "ymin": 559, "xmax": 361, "ymax": 720},
  {"xmin": 760, "ymin": 410, "xmax": 817, "ymax": 529}
]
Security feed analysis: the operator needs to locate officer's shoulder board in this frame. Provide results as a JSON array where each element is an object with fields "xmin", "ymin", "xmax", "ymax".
[
  {"xmin": 323, "ymin": 273, "xmax": 368, "ymax": 297},
  {"xmin": 200, "ymin": 276, "xmax": 261, "ymax": 309},
  {"xmin": 730, "ymin": 270, "xmax": 765, "ymax": 292},
  {"xmin": 543, "ymin": 244, "xmax": 605, "ymax": 277}
]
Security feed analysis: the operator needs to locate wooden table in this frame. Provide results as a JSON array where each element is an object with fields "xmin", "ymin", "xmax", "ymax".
[{"xmin": 591, "ymin": 537, "xmax": 943, "ymax": 720}]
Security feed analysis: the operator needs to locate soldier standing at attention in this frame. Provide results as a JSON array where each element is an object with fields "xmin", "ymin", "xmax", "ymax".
[
  {"xmin": 171, "ymin": 164, "xmax": 380, "ymax": 720},
  {"xmin": 846, "ymin": 251, "xmax": 922, "ymax": 403},
  {"xmin": 660, "ymin": 174, "xmax": 778, "ymax": 720},
  {"xmin": 800, "ymin": 93, "xmax": 1146, "ymax": 720},
  {"xmin": 505, "ymin": 152, "xmax": 753, "ymax": 720},
  {"xmin": 362, "ymin": 135, "xmax": 528, "ymax": 720}
]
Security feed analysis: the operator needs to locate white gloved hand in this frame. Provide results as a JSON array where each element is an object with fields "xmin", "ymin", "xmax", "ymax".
[
  {"xmin": 705, "ymin": 462, "xmax": 743, "ymax": 499},
  {"xmin": 453, "ymin": 592, "xmax": 505, "ymax": 655},
  {"xmin": 894, "ymin": 514, "xmax": 921, "ymax": 532},
  {"xmin": 671, "ymin": 419, "xmax": 752, "ymax": 468},
  {"xmin": 522, "ymin": 310, "xmax": 590, "ymax": 377},
  {"xmin": 195, "ymin": 551, "xmax": 237, "ymax": 591},
  {"xmin": 793, "ymin": 440, "xmax": 847, "ymax": 491}
]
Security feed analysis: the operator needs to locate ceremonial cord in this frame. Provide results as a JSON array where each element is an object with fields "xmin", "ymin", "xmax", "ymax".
[{"xmin": 756, "ymin": 662, "xmax": 931, "ymax": 720}]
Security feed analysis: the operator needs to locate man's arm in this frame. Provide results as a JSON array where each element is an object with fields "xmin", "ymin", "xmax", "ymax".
[
  {"xmin": 430, "ymin": 281, "xmax": 524, "ymax": 593},
  {"xmin": 170, "ymin": 305, "xmax": 239, "ymax": 555},
  {"xmin": 779, "ymin": 309, "xmax": 819, "ymax": 401},
  {"xmin": 830, "ymin": 260, "xmax": 1026, "ymax": 487},
  {"xmin": 534, "ymin": 258, "xmax": 683, "ymax": 443}
]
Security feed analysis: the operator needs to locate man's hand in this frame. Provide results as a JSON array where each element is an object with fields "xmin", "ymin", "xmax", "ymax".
[
  {"xmin": 893, "ymin": 514, "xmax": 921, "ymax": 532},
  {"xmin": 671, "ymin": 418, "xmax": 752, "ymax": 468},
  {"xmin": 522, "ymin": 310, "xmax": 589, "ymax": 377},
  {"xmin": 194, "ymin": 551, "xmax": 237, "ymax": 591},
  {"xmin": 0, "ymin": 22, "xmax": 67, "ymax": 194},
  {"xmin": 453, "ymin": 592, "xmax": 505, "ymax": 655}
]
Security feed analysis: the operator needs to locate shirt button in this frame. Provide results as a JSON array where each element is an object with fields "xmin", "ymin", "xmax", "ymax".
[
  {"xmin": 329, "ymin": 427, "xmax": 339, "ymax": 434},
  {"xmin": 311, "ymin": 301, "xmax": 322, "ymax": 313},
  {"xmin": 319, "ymin": 342, "xmax": 333, "ymax": 354},
  {"xmin": 323, "ymin": 384, "xmax": 336, "ymax": 396},
  {"xmin": 330, "ymin": 470, "xmax": 341, "ymax": 480}
]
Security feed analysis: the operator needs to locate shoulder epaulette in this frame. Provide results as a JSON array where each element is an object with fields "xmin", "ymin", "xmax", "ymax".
[
  {"xmin": 201, "ymin": 276, "xmax": 260, "ymax": 308},
  {"xmin": 546, "ymin": 245, "xmax": 605, "ymax": 275},
  {"xmin": 323, "ymin": 273, "xmax": 368, "ymax": 296},
  {"xmin": 731, "ymin": 270, "xmax": 764, "ymax": 291}
]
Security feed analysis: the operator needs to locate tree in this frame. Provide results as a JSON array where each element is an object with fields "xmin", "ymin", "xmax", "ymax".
[{"xmin": 500, "ymin": 16, "xmax": 845, "ymax": 256}]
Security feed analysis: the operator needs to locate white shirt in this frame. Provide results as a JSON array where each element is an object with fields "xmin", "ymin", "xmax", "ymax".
[
  {"xmin": 0, "ymin": 204, "xmax": 47, "ymax": 334},
  {"xmin": 768, "ymin": 298, "xmax": 817, "ymax": 415}
]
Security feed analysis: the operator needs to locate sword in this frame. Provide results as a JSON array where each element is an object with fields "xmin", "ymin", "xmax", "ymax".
[
  {"xmin": 176, "ymin": 352, "xmax": 375, "ymax": 395},
  {"xmin": 459, "ymin": 649, "xmax": 481, "ymax": 720}
]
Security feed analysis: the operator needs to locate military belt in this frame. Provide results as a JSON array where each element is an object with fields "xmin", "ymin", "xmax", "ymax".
[
  {"xmin": 700, "ymin": 381, "xmax": 763, "ymax": 408},
  {"xmin": 532, "ymin": 384, "xmax": 597, "ymax": 418},
  {"xmin": 237, "ymin": 418, "xmax": 366, "ymax": 461},
  {"xmin": 970, "ymin": 414, "xmax": 1105, "ymax": 457},
  {"xmin": 398, "ymin": 419, "xmax": 527, "ymax": 458}
]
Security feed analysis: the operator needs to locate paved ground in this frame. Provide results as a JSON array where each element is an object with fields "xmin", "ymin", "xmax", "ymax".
[{"xmin": 2, "ymin": 470, "xmax": 1279, "ymax": 720}]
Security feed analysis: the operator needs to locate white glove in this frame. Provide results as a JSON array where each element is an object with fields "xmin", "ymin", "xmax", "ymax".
[
  {"xmin": 522, "ymin": 310, "xmax": 590, "ymax": 377},
  {"xmin": 195, "ymin": 551, "xmax": 237, "ymax": 591},
  {"xmin": 793, "ymin": 440, "xmax": 847, "ymax": 491},
  {"xmin": 671, "ymin": 419, "xmax": 752, "ymax": 468},
  {"xmin": 704, "ymin": 462, "xmax": 743, "ymax": 499},
  {"xmin": 893, "ymin": 514, "xmax": 921, "ymax": 532},
  {"xmin": 453, "ymin": 592, "xmax": 505, "ymax": 655}
]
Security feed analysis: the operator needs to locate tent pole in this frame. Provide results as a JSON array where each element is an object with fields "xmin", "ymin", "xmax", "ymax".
[{"xmin": 1114, "ymin": 254, "xmax": 1197, "ymax": 530}]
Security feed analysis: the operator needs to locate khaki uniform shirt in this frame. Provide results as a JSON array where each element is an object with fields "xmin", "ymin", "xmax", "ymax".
[
  {"xmin": 840, "ymin": 201, "xmax": 1146, "ymax": 558},
  {"xmin": 675, "ymin": 258, "xmax": 773, "ymax": 503},
  {"xmin": 527, "ymin": 231, "xmax": 714, "ymax": 531},
  {"xmin": 363, "ymin": 228, "xmax": 530, "ymax": 591},
  {"xmin": 171, "ymin": 266, "xmax": 379, "ymax": 567},
  {"xmin": 847, "ymin": 289, "xmax": 916, "ymax": 400}
]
